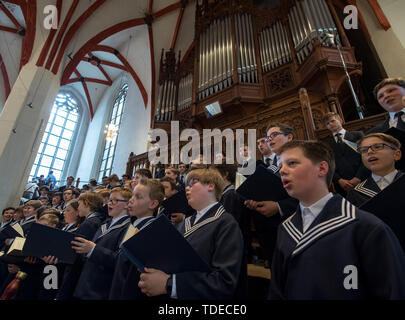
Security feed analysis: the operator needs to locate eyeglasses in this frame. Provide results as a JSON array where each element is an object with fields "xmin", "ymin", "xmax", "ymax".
[
  {"xmin": 265, "ymin": 132, "xmax": 284, "ymax": 142},
  {"xmin": 357, "ymin": 143, "xmax": 397, "ymax": 154},
  {"xmin": 107, "ymin": 199, "xmax": 128, "ymax": 205},
  {"xmin": 186, "ymin": 178, "xmax": 199, "ymax": 188}
]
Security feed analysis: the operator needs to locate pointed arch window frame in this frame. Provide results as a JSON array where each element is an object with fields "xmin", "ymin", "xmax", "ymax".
[
  {"xmin": 98, "ymin": 83, "xmax": 129, "ymax": 181},
  {"xmin": 29, "ymin": 92, "xmax": 81, "ymax": 185}
]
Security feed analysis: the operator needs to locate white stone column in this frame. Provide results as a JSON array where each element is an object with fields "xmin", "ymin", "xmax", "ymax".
[{"xmin": 0, "ymin": 62, "xmax": 60, "ymax": 208}]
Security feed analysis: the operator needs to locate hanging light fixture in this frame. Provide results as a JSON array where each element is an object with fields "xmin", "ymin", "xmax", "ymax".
[{"xmin": 104, "ymin": 123, "xmax": 118, "ymax": 141}]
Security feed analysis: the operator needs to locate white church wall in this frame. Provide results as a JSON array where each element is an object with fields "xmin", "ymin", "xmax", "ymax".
[
  {"xmin": 0, "ymin": 32, "xmax": 22, "ymax": 113},
  {"xmin": 377, "ymin": 0, "xmax": 405, "ymax": 50},
  {"xmin": 111, "ymin": 25, "xmax": 152, "ymax": 177},
  {"xmin": 358, "ymin": 0, "xmax": 405, "ymax": 78}
]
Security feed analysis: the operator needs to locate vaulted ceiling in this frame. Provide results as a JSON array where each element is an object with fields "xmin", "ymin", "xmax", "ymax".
[{"xmin": 0, "ymin": 0, "xmax": 196, "ymax": 120}]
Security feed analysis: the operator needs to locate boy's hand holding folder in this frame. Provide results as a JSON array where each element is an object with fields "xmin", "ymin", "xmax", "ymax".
[
  {"xmin": 15, "ymin": 223, "xmax": 77, "ymax": 264},
  {"xmin": 138, "ymin": 267, "xmax": 170, "ymax": 296}
]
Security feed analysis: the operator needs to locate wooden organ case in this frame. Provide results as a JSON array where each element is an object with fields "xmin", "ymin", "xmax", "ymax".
[{"xmin": 127, "ymin": 0, "xmax": 387, "ymax": 174}]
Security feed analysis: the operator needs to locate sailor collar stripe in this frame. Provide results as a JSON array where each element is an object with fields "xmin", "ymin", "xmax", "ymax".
[
  {"xmin": 283, "ymin": 199, "xmax": 357, "ymax": 256},
  {"xmin": 20, "ymin": 216, "xmax": 35, "ymax": 225},
  {"xmin": 353, "ymin": 180, "xmax": 378, "ymax": 197},
  {"xmin": 184, "ymin": 206, "xmax": 225, "ymax": 238},
  {"xmin": 267, "ymin": 164, "xmax": 279, "ymax": 174},
  {"xmin": 87, "ymin": 212, "xmax": 100, "ymax": 219},
  {"xmin": 283, "ymin": 212, "xmax": 302, "ymax": 244},
  {"xmin": 98, "ymin": 217, "xmax": 130, "ymax": 239}
]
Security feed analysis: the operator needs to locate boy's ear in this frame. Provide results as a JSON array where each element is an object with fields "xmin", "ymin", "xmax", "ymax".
[
  {"xmin": 207, "ymin": 182, "xmax": 216, "ymax": 193},
  {"xmin": 394, "ymin": 149, "xmax": 402, "ymax": 161},
  {"xmin": 149, "ymin": 199, "xmax": 159, "ymax": 210},
  {"xmin": 318, "ymin": 161, "xmax": 329, "ymax": 178}
]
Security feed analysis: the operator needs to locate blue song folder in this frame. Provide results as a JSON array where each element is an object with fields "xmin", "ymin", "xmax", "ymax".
[{"xmin": 121, "ymin": 215, "xmax": 211, "ymax": 274}]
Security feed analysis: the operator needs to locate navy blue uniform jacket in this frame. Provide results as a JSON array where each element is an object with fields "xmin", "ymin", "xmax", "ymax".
[
  {"xmin": 56, "ymin": 211, "xmax": 104, "ymax": 300},
  {"xmin": 269, "ymin": 195, "xmax": 405, "ymax": 299},
  {"xmin": 175, "ymin": 203, "xmax": 244, "ymax": 299},
  {"xmin": 109, "ymin": 216, "xmax": 156, "ymax": 300},
  {"xmin": 74, "ymin": 216, "xmax": 130, "ymax": 299}
]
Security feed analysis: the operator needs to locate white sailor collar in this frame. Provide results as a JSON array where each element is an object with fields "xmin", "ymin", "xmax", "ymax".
[
  {"xmin": 98, "ymin": 215, "xmax": 130, "ymax": 240},
  {"xmin": 282, "ymin": 196, "xmax": 357, "ymax": 256},
  {"xmin": 184, "ymin": 203, "xmax": 225, "ymax": 238}
]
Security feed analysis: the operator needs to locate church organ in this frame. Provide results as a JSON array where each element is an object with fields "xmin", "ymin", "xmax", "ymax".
[{"xmin": 128, "ymin": 0, "xmax": 386, "ymax": 174}]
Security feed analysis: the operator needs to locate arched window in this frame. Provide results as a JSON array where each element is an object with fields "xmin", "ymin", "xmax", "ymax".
[
  {"xmin": 29, "ymin": 92, "xmax": 80, "ymax": 185},
  {"xmin": 98, "ymin": 83, "xmax": 128, "ymax": 181}
]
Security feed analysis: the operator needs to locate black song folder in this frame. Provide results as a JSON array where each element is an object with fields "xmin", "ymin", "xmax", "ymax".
[
  {"xmin": 161, "ymin": 191, "xmax": 195, "ymax": 216},
  {"xmin": 121, "ymin": 215, "xmax": 211, "ymax": 274},
  {"xmin": 360, "ymin": 174, "xmax": 405, "ymax": 251},
  {"xmin": 1, "ymin": 222, "xmax": 24, "ymax": 239},
  {"xmin": 22, "ymin": 223, "xmax": 77, "ymax": 264},
  {"xmin": 236, "ymin": 164, "xmax": 289, "ymax": 202}
]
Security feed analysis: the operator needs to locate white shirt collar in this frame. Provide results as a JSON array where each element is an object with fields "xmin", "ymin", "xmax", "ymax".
[
  {"xmin": 264, "ymin": 153, "xmax": 275, "ymax": 161},
  {"xmin": 300, "ymin": 193, "xmax": 334, "ymax": 225},
  {"xmin": 333, "ymin": 128, "xmax": 346, "ymax": 140},
  {"xmin": 338, "ymin": 128, "xmax": 346, "ymax": 135},
  {"xmin": 372, "ymin": 169, "xmax": 398, "ymax": 185},
  {"xmin": 389, "ymin": 108, "xmax": 405, "ymax": 121},
  {"xmin": 110, "ymin": 214, "xmax": 128, "ymax": 227},
  {"xmin": 133, "ymin": 215, "xmax": 153, "ymax": 228},
  {"xmin": 194, "ymin": 202, "xmax": 218, "ymax": 224}
]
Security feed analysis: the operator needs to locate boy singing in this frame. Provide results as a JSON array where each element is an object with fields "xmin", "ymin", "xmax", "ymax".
[{"xmin": 269, "ymin": 140, "xmax": 405, "ymax": 299}]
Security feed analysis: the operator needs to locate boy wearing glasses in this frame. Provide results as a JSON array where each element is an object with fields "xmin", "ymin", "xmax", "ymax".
[
  {"xmin": 61, "ymin": 188, "xmax": 75, "ymax": 210},
  {"xmin": 137, "ymin": 169, "xmax": 244, "ymax": 299},
  {"xmin": 71, "ymin": 187, "xmax": 131, "ymax": 299},
  {"xmin": 322, "ymin": 112, "xmax": 370, "ymax": 196},
  {"xmin": 346, "ymin": 133, "xmax": 403, "ymax": 207}
]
